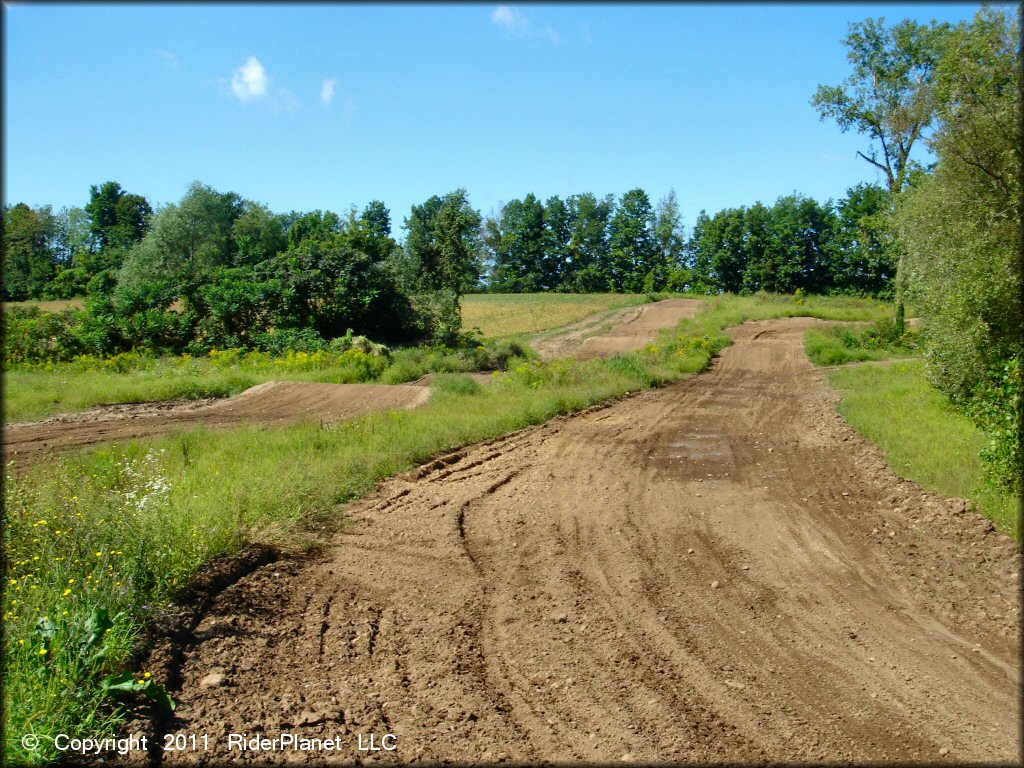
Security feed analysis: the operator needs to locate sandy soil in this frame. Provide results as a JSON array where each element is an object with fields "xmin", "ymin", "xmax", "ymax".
[
  {"xmin": 147, "ymin": 317, "xmax": 1020, "ymax": 765},
  {"xmin": 531, "ymin": 298, "xmax": 702, "ymax": 360},
  {"xmin": 2, "ymin": 382, "xmax": 431, "ymax": 463}
]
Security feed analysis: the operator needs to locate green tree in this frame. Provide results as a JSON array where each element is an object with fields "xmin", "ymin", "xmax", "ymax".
[
  {"xmin": 653, "ymin": 189, "xmax": 686, "ymax": 290},
  {"xmin": 487, "ymin": 193, "xmax": 547, "ymax": 292},
  {"xmin": 85, "ymin": 181, "xmax": 152, "ymax": 250},
  {"xmin": 898, "ymin": 7, "xmax": 1020, "ymax": 400},
  {"xmin": 2, "ymin": 203, "xmax": 57, "ymax": 300},
  {"xmin": 117, "ymin": 181, "xmax": 243, "ymax": 304},
  {"xmin": 813, "ymin": 17, "xmax": 953, "ymax": 329},
  {"xmin": 542, "ymin": 195, "xmax": 572, "ymax": 291},
  {"xmin": 564, "ymin": 192, "xmax": 613, "ymax": 292},
  {"xmin": 608, "ymin": 188, "xmax": 656, "ymax": 292},
  {"xmin": 830, "ymin": 183, "xmax": 893, "ymax": 295},
  {"xmin": 896, "ymin": 7, "xmax": 1020, "ymax": 489},
  {"xmin": 232, "ymin": 201, "xmax": 287, "ymax": 266},
  {"xmin": 403, "ymin": 189, "xmax": 482, "ymax": 342}
]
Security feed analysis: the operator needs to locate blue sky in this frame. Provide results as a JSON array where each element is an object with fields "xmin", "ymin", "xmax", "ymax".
[{"xmin": 3, "ymin": 2, "xmax": 989, "ymax": 235}]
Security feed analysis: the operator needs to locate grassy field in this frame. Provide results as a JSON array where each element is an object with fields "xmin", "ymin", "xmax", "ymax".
[
  {"xmin": 1, "ymin": 299, "xmax": 85, "ymax": 313},
  {"xmin": 4, "ymin": 292, "xmax": 895, "ymax": 764},
  {"xmin": 828, "ymin": 359, "xmax": 1020, "ymax": 540},
  {"xmin": 461, "ymin": 293, "xmax": 648, "ymax": 338}
]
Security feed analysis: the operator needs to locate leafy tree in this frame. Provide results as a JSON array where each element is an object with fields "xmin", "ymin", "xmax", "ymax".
[
  {"xmin": 403, "ymin": 189, "xmax": 482, "ymax": 342},
  {"xmin": 232, "ymin": 201, "xmax": 287, "ymax": 266},
  {"xmin": 898, "ymin": 7, "xmax": 1020, "ymax": 402},
  {"xmin": 542, "ymin": 195, "xmax": 572, "ymax": 291},
  {"xmin": 338, "ymin": 202, "xmax": 398, "ymax": 264},
  {"xmin": 487, "ymin": 193, "xmax": 548, "ymax": 292},
  {"xmin": 85, "ymin": 181, "xmax": 152, "ymax": 250},
  {"xmin": 286, "ymin": 209, "xmax": 342, "ymax": 250},
  {"xmin": 812, "ymin": 17, "xmax": 953, "ymax": 329},
  {"xmin": 51, "ymin": 206, "xmax": 91, "ymax": 266},
  {"xmin": 829, "ymin": 183, "xmax": 893, "ymax": 294},
  {"xmin": 262, "ymin": 237, "xmax": 420, "ymax": 343},
  {"xmin": 564, "ymin": 193, "xmax": 614, "ymax": 292},
  {"xmin": 117, "ymin": 182, "xmax": 244, "ymax": 305},
  {"xmin": 2, "ymin": 203, "xmax": 56, "ymax": 300},
  {"xmin": 653, "ymin": 189, "xmax": 686, "ymax": 290},
  {"xmin": 608, "ymin": 188, "xmax": 656, "ymax": 292}
]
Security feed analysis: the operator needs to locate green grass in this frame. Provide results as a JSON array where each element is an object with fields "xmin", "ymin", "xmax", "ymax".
[
  {"xmin": 461, "ymin": 292, "xmax": 648, "ymax": 339},
  {"xmin": 829, "ymin": 359, "xmax": 1020, "ymax": 540},
  {"xmin": 3, "ymin": 292, "xmax": 891, "ymax": 764}
]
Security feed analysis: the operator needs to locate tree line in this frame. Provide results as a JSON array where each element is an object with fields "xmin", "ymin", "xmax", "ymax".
[{"xmin": 3, "ymin": 178, "xmax": 894, "ymax": 346}]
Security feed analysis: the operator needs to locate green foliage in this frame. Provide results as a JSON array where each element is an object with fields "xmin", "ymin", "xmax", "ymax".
[
  {"xmin": 805, "ymin": 320, "xmax": 917, "ymax": 366},
  {"xmin": 895, "ymin": 7, "xmax": 1021, "ymax": 493},
  {"xmin": 970, "ymin": 357, "xmax": 1022, "ymax": 494},
  {"xmin": 2, "ymin": 305, "xmax": 85, "ymax": 364},
  {"xmin": 812, "ymin": 17, "xmax": 951, "ymax": 194}
]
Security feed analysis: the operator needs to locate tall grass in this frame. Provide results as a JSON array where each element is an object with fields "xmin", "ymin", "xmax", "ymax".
[
  {"xmin": 3, "ymin": 292, "xmax": 889, "ymax": 764},
  {"xmin": 829, "ymin": 360, "xmax": 1020, "ymax": 539}
]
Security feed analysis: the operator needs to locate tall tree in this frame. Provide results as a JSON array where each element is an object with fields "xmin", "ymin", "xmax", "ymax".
[
  {"xmin": 542, "ymin": 195, "xmax": 572, "ymax": 291},
  {"xmin": 85, "ymin": 181, "xmax": 152, "ymax": 251},
  {"xmin": 564, "ymin": 192, "xmax": 614, "ymax": 292},
  {"xmin": 404, "ymin": 189, "xmax": 482, "ymax": 342},
  {"xmin": 653, "ymin": 189, "xmax": 686, "ymax": 289},
  {"xmin": 608, "ymin": 188, "xmax": 656, "ymax": 292},
  {"xmin": 2, "ymin": 203, "xmax": 56, "ymax": 300},
  {"xmin": 488, "ymin": 193, "xmax": 547, "ymax": 292},
  {"xmin": 812, "ymin": 17, "xmax": 952, "ymax": 329}
]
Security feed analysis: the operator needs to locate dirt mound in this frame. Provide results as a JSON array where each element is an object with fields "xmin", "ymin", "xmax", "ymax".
[
  {"xmin": 531, "ymin": 298, "xmax": 702, "ymax": 360},
  {"xmin": 3, "ymin": 382, "xmax": 431, "ymax": 463},
  {"xmin": 154, "ymin": 317, "xmax": 1019, "ymax": 764}
]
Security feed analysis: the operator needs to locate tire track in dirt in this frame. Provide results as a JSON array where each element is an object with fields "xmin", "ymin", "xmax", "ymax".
[{"xmin": 151, "ymin": 317, "xmax": 1018, "ymax": 764}]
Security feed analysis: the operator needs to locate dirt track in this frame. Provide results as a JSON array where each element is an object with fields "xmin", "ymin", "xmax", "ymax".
[
  {"xmin": 2, "ymin": 382, "xmax": 431, "ymax": 462},
  {"xmin": 154, "ymin": 317, "xmax": 1021, "ymax": 764},
  {"xmin": 531, "ymin": 298, "xmax": 702, "ymax": 360},
  {"xmin": 4, "ymin": 300, "xmax": 697, "ymax": 463}
]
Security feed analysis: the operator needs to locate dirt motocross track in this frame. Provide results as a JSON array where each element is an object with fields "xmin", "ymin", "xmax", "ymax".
[
  {"xmin": 2, "ymin": 382, "xmax": 431, "ymax": 463},
  {"xmin": 152, "ymin": 317, "xmax": 1020, "ymax": 764}
]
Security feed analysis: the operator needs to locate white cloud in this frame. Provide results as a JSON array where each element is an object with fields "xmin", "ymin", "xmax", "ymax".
[
  {"xmin": 231, "ymin": 57, "xmax": 268, "ymax": 101},
  {"xmin": 321, "ymin": 78, "xmax": 337, "ymax": 106},
  {"xmin": 157, "ymin": 49, "xmax": 179, "ymax": 68},
  {"xmin": 491, "ymin": 6, "xmax": 561, "ymax": 43},
  {"xmin": 492, "ymin": 6, "xmax": 529, "ymax": 34}
]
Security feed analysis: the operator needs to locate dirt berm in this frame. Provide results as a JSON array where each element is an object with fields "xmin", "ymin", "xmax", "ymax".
[
  {"xmin": 3, "ymin": 382, "xmax": 430, "ymax": 463},
  {"xmin": 152, "ymin": 317, "xmax": 1020, "ymax": 764}
]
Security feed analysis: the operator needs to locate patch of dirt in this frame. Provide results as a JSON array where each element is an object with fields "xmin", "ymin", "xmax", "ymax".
[
  {"xmin": 531, "ymin": 298, "xmax": 702, "ymax": 360},
  {"xmin": 3, "ymin": 382, "xmax": 431, "ymax": 463},
  {"xmin": 153, "ymin": 317, "xmax": 1020, "ymax": 764}
]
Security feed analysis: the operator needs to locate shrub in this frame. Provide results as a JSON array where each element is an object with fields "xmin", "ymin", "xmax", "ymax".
[{"xmin": 971, "ymin": 356, "xmax": 1022, "ymax": 493}]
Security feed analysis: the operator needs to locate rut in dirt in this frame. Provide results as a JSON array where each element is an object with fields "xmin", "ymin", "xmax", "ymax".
[{"xmin": 155, "ymin": 317, "xmax": 1019, "ymax": 764}]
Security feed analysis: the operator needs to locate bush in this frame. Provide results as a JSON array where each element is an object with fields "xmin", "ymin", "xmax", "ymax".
[
  {"xmin": 971, "ymin": 356, "xmax": 1022, "ymax": 493},
  {"xmin": 2, "ymin": 307, "xmax": 85, "ymax": 364}
]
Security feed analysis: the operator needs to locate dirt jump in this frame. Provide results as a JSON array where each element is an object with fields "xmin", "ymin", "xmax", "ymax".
[
  {"xmin": 151, "ymin": 317, "xmax": 1019, "ymax": 764},
  {"xmin": 2, "ymin": 382, "xmax": 431, "ymax": 463},
  {"xmin": 3, "ymin": 299, "xmax": 698, "ymax": 464},
  {"xmin": 531, "ymin": 298, "xmax": 702, "ymax": 360}
]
